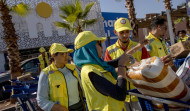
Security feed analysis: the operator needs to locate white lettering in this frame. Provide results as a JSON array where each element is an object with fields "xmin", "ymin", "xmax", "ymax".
[
  {"xmin": 103, "ymin": 20, "xmax": 108, "ymax": 27},
  {"xmin": 103, "ymin": 19, "xmax": 117, "ymax": 28},
  {"xmin": 108, "ymin": 20, "xmax": 114, "ymax": 27}
]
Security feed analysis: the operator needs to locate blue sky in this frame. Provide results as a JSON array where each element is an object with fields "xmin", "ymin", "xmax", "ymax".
[{"xmin": 100, "ymin": 0, "xmax": 186, "ymax": 18}]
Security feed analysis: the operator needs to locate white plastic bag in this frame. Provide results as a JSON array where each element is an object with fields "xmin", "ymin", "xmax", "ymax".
[
  {"xmin": 127, "ymin": 56, "xmax": 190, "ymax": 102},
  {"xmin": 176, "ymin": 53, "xmax": 190, "ymax": 87}
]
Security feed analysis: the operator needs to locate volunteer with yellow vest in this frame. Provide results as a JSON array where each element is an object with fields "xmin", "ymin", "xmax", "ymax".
[
  {"xmin": 145, "ymin": 17, "xmax": 170, "ymax": 58},
  {"xmin": 145, "ymin": 17, "xmax": 175, "ymax": 69},
  {"xmin": 104, "ymin": 17, "xmax": 150, "ymax": 62},
  {"xmin": 104, "ymin": 17, "xmax": 149, "ymax": 111},
  {"xmin": 38, "ymin": 47, "xmax": 50, "ymax": 73},
  {"xmin": 37, "ymin": 43, "xmax": 86, "ymax": 111},
  {"xmin": 177, "ymin": 30, "xmax": 190, "ymax": 42},
  {"xmin": 73, "ymin": 31, "xmax": 131, "ymax": 111}
]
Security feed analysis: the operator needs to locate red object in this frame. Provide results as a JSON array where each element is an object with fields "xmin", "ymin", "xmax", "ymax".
[{"xmin": 141, "ymin": 47, "xmax": 150, "ymax": 59}]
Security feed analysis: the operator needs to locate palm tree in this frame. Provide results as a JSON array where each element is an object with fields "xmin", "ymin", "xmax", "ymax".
[
  {"xmin": 0, "ymin": 0, "xmax": 29, "ymax": 103},
  {"xmin": 125, "ymin": 0, "xmax": 138, "ymax": 41},
  {"xmin": 55, "ymin": 0, "xmax": 97, "ymax": 34},
  {"xmin": 0, "ymin": 1, "xmax": 29, "ymax": 82}
]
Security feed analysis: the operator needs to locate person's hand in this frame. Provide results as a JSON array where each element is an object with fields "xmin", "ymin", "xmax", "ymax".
[
  {"xmin": 138, "ymin": 39, "xmax": 149, "ymax": 48},
  {"xmin": 52, "ymin": 104, "xmax": 69, "ymax": 111},
  {"xmin": 127, "ymin": 39, "xmax": 149, "ymax": 55},
  {"xmin": 118, "ymin": 54, "xmax": 130, "ymax": 78},
  {"xmin": 160, "ymin": 55, "xmax": 177, "ymax": 71},
  {"xmin": 118, "ymin": 53, "xmax": 130, "ymax": 67},
  {"xmin": 160, "ymin": 55, "xmax": 174, "ymax": 66}
]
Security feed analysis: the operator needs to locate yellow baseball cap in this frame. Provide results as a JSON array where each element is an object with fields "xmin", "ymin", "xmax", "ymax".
[
  {"xmin": 39, "ymin": 47, "xmax": 46, "ymax": 53},
  {"xmin": 49, "ymin": 43, "xmax": 74, "ymax": 55},
  {"xmin": 114, "ymin": 18, "xmax": 133, "ymax": 32},
  {"xmin": 74, "ymin": 31, "xmax": 106, "ymax": 49}
]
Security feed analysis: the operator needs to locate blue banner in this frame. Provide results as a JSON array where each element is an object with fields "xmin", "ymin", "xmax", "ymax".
[{"xmin": 102, "ymin": 12, "xmax": 128, "ymax": 37}]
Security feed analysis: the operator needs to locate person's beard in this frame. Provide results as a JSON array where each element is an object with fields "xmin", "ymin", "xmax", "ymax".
[{"xmin": 119, "ymin": 38, "xmax": 129, "ymax": 43}]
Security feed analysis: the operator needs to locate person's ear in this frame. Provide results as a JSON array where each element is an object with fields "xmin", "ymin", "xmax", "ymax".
[
  {"xmin": 114, "ymin": 30, "xmax": 117, "ymax": 35},
  {"xmin": 157, "ymin": 25, "xmax": 161, "ymax": 30}
]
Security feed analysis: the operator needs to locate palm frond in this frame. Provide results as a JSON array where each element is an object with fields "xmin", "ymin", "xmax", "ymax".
[
  {"xmin": 11, "ymin": 3, "xmax": 30, "ymax": 16},
  {"xmin": 85, "ymin": 19, "xmax": 97, "ymax": 25},
  {"xmin": 59, "ymin": 14, "xmax": 67, "ymax": 19},
  {"xmin": 75, "ymin": 0, "xmax": 83, "ymax": 17},
  {"xmin": 59, "ymin": 4, "xmax": 76, "ymax": 16},
  {"xmin": 54, "ymin": 21, "xmax": 71, "ymax": 30},
  {"xmin": 55, "ymin": 0, "xmax": 96, "ymax": 34},
  {"xmin": 66, "ymin": 14, "xmax": 78, "ymax": 23},
  {"xmin": 82, "ymin": 19, "xmax": 97, "ymax": 28},
  {"xmin": 82, "ymin": 2, "xmax": 94, "ymax": 18}
]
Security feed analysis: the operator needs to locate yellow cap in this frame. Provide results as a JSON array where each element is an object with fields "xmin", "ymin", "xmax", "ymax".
[
  {"xmin": 49, "ymin": 43, "xmax": 74, "ymax": 55},
  {"xmin": 74, "ymin": 31, "xmax": 106, "ymax": 49},
  {"xmin": 39, "ymin": 47, "xmax": 46, "ymax": 53},
  {"xmin": 114, "ymin": 18, "xmax": 132, "ymax": 32}
]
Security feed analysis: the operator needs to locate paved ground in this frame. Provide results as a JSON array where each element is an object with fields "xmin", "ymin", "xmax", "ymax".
[{"xmin": 0, "ymin": 99, "xmax": 15, "ymax": 111}]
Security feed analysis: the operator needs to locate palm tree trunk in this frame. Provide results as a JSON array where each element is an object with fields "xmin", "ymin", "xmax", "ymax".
[
  {"xmin": 125, "ymin": 0, "xmax": 138, "ymax": 41},
  {"xmin": 77, "ymin": 19, "xmax": 83, "ymax": 33},
  {"xmin": 164, "ymin": 0, "xmax": 171, "ymax": 10},
  {"xmin": 0, "ymin": 1, "xmax": 22, "ymax": 80},
  {"xmin": 77, "ymin": 25, "xmax": 83, "ymax": 33}
]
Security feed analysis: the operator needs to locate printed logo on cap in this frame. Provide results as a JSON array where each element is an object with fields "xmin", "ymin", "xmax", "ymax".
[{"xmin": 120, "ymin": 19, "xmax": 126, "ymax": 24}]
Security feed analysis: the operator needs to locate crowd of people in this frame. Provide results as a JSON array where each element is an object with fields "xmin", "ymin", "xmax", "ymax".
[{"xmin": 36, "ymin": 17, "xmax": 187, "ymax": 111}]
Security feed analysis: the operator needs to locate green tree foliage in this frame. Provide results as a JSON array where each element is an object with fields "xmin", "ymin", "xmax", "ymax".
[
  {"xmin": 55, "ymin": 0, "xmax": 97, "ymax": 34},
  {"xmin": 11, "ymin": 2, "xmax": 30, "ymax": 16}
]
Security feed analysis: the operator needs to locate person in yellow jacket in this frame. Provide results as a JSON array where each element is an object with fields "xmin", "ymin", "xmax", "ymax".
[
  {"xmin": 37, "ymin": 43, "xmax": 86, "ymax": 111},
  {"xmin": 104, "ymin": 17, "xmax": 149, "ymax": 111},
  {"xmin": 38, "ymin": 47, "xmax": 50, "ymax": 73},
  {"xmin": 145, "ymin": 17, "xmax": 176, "ymax": 70},
  {"xmin": 73, "ymin": 31, "xmax": 131, "ymax": 111},
  {"xmin": 177, "ymin": 30, "xmax": 190, "ymax": 42},
  {"xmin": 145, "ymin": 17, "xmax": 169, "ymax": 58}
]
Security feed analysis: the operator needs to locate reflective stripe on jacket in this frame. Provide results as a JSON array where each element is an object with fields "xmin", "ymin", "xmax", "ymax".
[
  {"xmin": 43, "ymin": 63, "xmax": 85, "ymax": 109},
  {"xmin": 38, "ymin": 52, "xmax": 49, "ymax": 69},
  {"xmin": 146, "ymin": 33, "xmax": 169, "ymax": 58},
  {"xmin": 81, "ymin": 64, "xmax": 126, "ymax": 111},
  {"xmin": 107, "ymin": 39, "xmax": 142, "ymax": 62}
]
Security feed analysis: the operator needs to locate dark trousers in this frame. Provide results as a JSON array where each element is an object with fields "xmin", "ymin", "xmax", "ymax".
[{"xmin": 69, "ymin": 100, "xmax": 85, "ymax": 111}]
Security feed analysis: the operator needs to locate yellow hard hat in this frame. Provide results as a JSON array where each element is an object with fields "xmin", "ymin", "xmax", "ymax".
[
  {"xmin": 74, "ymin": 31, "xmax": 106, "ymax": 50},
  {"xmin": 49, "ymin": 43, "xmax": 74, "ymax": 55},
  {"xmin": 39, "ymin": 47, "xmax": 46, "ymax": 53},
  {"xmin": 114, "ymin": 17, "xmax": 133, "ymax": 32}
]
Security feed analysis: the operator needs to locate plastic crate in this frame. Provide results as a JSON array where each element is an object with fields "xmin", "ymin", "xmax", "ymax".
[
  {"xmin": 174, "ymin": 58, "xmax": 186, "ymax": 69},
  {"xmin": 3, "ymin": 76, "xmax": 39, "ymax": 111},
  {"xmin": 127, "ymin": 89, "xmax": 190, "ymax": 111}
]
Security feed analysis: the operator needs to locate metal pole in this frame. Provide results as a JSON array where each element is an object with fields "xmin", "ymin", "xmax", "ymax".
[{"xmin": 166, "ymin": 9, "xmax": 175, "ymax": 45}]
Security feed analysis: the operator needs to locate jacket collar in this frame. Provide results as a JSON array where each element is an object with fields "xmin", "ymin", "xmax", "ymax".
[
  {"xmin": 115, "ymin": 39, "xmax": 133, "ymax": 48},
  {"xmin": 50, "ymin": 62, "xmax": 75, "ymax": 71},
  {"xmin": 148, "ymin": 32, "xmax": 162, "ymax": 41}
]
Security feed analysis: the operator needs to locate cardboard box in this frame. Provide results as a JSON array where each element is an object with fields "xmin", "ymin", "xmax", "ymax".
[{"xmin": 169, "ymin": 41, "xmax": 190, "ymax": 59}]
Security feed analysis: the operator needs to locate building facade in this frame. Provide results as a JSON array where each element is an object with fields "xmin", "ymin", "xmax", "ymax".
[{"xmin": 0, "ymin": 0, "xmax": 105, "ymax": 73}]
